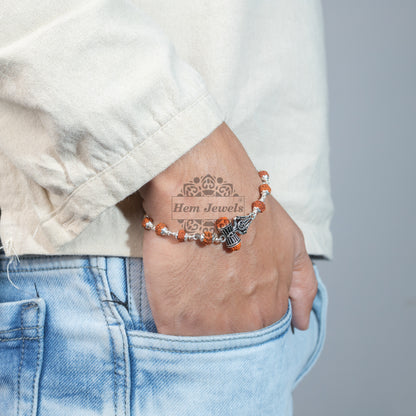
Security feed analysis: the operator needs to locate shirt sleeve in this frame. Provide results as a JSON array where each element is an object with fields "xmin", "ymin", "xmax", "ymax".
[{"xmin": 0, "ymin": 0, "xmax": 225, "ymax": 249}]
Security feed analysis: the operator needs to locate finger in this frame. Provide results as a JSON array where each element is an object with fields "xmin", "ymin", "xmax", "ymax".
[{"xmin": 289, "ymin": 256, "xmax": 318, "ymax": 330}]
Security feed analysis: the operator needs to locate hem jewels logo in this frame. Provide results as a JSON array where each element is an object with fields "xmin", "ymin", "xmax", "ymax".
[{"xmin": 171, "ymin": 174, "xmax": 246, "ymax": 234}]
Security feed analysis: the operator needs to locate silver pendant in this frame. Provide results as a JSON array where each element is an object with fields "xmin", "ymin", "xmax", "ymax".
[{"xmin": 217, "ymin": 214, "xmax": 254, "ymax": 249}]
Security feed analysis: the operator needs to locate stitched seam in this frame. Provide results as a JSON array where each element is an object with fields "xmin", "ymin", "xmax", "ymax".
[
  {"xmin": 100, "ymin": 261, "xmax": 128, "ymax": 416},
  {"xmin": 0, "ymin": 255, "xmax": 89, "ymax": 260},
  {"xmin": 128, "ymin": 324, "xmax": 290, "ymax": 343},
  {"xmin": 103, "ymin": 260, "xmax": 120, "ymax": 416},
  {"xmin": 39, "ymin": 91, "xmax": 211, "ymax": 227},
  {"xmin": 127, "ymin": 307, "xmax": 292, "ymax": 344},
  {"xmin": 0, "ymin": 336, "xmax": 41, "ymax": 342},
  {"xmin": 22, "ymin": 304, "xmax": 37, "ymax": 310},
  {"xmin": 128, "ymin": 330, "xmax": 289, "ymax": 353},
  {"xmin": 138, "ymin": 259, "xmax": 143, "ymax": 326},
  {"xmin": 0, "ymin": 266, "xmax": 106, "ymax": 273},
  {"xmin": 30, "ymin": 306, "xmax": 42, "ymax": 416},
  {"xmin": 89, "ymin": 260, "xmax": 117, "ymax": 416},
  {"xmin": 125, "ymin": 261, "xmax": 133, "ymax": 415},
  {"xmin": 16, "ymin": 306, "xmax": 26, "ymax": 416},
  {"xmin": 0, "ymin": 326, "xmax": 42, "ymax": 334},
  {"xmin": 122, "ymin": 321, "xmax": 128, "ymax": 416},
  {"xmin": 121, "ymin": 270, "xmax": 129, "ymax": 416},
  {"xmin": 127, "ymin": 259, "xmax": 133, "ymax": 324}
]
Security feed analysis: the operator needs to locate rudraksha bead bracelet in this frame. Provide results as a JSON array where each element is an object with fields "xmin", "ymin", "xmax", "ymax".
[{"xmin": 141, "ymin": 170, "xmax": 271, "ymax": 252}]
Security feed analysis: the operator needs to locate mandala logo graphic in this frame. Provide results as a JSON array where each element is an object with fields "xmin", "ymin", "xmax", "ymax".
[{"xmin": 172, "ymin": 174, "xmax": 244, "ymax": 234}]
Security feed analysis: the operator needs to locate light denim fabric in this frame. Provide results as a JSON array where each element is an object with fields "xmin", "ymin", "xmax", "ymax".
[{"xmin": 0, "ymin": 254, "xmax": 328, "ymax": 415}]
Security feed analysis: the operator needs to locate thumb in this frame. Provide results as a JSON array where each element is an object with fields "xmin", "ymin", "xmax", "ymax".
[{"xmin": 289, "ymin": 254, "xmax": 318, "ymax": 330}]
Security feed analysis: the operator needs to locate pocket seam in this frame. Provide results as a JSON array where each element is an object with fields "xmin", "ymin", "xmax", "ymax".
[
  {"xmin": 1, "ymin": 336, "xmax": 42, "ymax": 343},
  {"xmin": 128, "ymin": 327, "xmax": 290, "ymax": 354},
  {"xmin": 129, "ymin": 301, "xmax": 291, "ymax": 343},
  {"xmin": 127, "ymin": 300, "xmax": 292, "ymax": 352},
  {"xmin": 0, "ymin": 326, "xmax": 42, "ymax": 335}
]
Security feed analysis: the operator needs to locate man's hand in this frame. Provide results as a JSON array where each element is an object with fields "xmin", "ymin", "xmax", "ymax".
[{"xmin": 138, "ymin": 122, "xmax": 317, "ymax": 336}]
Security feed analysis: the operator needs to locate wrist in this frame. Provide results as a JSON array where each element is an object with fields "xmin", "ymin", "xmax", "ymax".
[
  {"xmin": 142, "ymin": 170, "xmax": 271, "ymax": 251},
  {"xmin": 139, "ymin": 122, "xmax": 263, "ymax": 235}
]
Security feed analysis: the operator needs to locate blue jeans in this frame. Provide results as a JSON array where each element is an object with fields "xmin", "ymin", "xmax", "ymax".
[{"xmin": 0, "ymin": 255, "xmax": 328, "ymax": 415}]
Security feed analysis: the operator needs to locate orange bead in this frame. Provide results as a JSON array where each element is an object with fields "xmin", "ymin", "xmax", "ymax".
[
  {"xmin": 228, "ymin": 242, "xmax": 241, "ymax": 251},
  {"xmin": 177, "ymin": 229, "xmax": 186, "ymax": 242},
  {"xmin": 215, "ymin": 217, "xmax": 230, "ymax": 230},
  {"xmin": 258, "ymin": 170, "xmax": 269, "ymax": 178},
  {"xmin": 155, "ymin": 223, "xmax": 168, "ymax": 236},
  {"xmin": 202, "ymin": 231, "xmax": 213, "ymax": 245},
  {"xmin": 252, "ymin": 200, "xmax": 266, "ymax": 213},
  {"xmin": 142, "ymin": 216, "xmax": 153, "ymax": 229},
  {"xmin": 259, "ymin": 183, "xmax": 271, "ymax": 194}
]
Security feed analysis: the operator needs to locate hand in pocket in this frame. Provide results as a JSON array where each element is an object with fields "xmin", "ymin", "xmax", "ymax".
[{"xmin": 139, "ymin": 123, "xmax": 318, "ymax": 336}]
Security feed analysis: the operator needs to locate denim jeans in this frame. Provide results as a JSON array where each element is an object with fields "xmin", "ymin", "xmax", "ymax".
[{"xmin": 0, "ymin": 254, "xmax": 328, "ymax": 415}]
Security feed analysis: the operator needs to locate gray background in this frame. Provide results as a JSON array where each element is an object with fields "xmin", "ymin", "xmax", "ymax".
[{"xmin": 294, "ymin": 1, "xmax": 416, "ymax": 415}]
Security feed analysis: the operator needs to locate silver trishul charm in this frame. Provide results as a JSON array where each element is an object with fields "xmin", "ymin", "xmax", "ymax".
[
  {"xmin": 233, "ymin": 215, "xmax": 254, "ymax": 235},
  {"xmin": 217, "ymin": 214, "xmax": 254, "ymax": 249}
]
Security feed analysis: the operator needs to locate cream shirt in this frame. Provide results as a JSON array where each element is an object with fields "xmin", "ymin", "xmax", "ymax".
[{"xmin": 0, "ymin": 0, "xmax": 334, "ymax": 260}]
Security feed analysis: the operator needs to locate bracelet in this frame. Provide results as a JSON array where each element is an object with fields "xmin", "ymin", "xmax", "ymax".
[{"xmin": 141, "ymin": 170, "xmax": 271, "ymax": 252}]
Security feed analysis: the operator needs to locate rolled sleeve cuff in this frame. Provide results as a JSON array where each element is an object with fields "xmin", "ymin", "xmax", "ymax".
[{"xmin": 37, "ymin": 92, "xmax": 225, "ymax": 250}]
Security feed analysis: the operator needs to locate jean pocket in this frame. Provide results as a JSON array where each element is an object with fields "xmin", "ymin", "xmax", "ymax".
[
  {"xmin": 125, "ymin": 258, "xmax": 295, "ymax": 415},
  {"xmin": 0, "ymin": 298, "xmax": 46, "ymax": 416},
  {"xmin": 127, "ymin": 304, "xmax": 293, "ymax": 416}
]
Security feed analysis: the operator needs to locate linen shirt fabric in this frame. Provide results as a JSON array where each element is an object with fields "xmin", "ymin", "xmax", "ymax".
[{"xmin": 0, "ymin": 0, "xmax": 334, "ymax": 260}]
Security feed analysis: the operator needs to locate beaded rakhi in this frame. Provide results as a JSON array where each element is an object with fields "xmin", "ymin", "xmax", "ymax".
[{"xmin": 142, "ymin": 170, "xmax": 270, "ymax": 252}]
